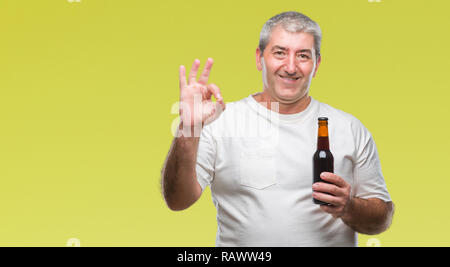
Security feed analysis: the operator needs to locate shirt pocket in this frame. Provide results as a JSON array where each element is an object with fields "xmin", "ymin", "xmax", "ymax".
[{"xmin": 239, "ymin": 147, "xmax": 277, "ymax": 189}]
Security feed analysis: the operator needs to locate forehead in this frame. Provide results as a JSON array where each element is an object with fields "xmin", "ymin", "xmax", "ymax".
[{"xmin": 266, "ymin": 25, "xmax": 315, "ymax": 51}]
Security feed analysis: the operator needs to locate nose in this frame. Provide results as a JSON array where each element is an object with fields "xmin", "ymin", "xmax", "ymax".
[{"xmin": 284, "ymin": 54, "xmax": 297, "ymax": 75}]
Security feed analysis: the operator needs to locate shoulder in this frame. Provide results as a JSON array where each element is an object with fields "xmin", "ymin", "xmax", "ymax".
[
  {"xmin": 317, "ymin": 100, "xmax": 358, "ymax": 123},
  {"xmin": 315, "ymin": 99, "xmax": 371, "ymax": 138}
]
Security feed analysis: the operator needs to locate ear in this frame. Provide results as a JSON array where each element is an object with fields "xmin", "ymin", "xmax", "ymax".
[
  {"xmin": 256, "ymin": 47, "xmax": 263, "ymax": 71},
  {"xmin": 312, "ymin": 55, "xmax": 321, "ymax": 78}
]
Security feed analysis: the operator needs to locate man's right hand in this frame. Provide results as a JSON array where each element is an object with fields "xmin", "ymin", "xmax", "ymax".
[
  {"xmin": 161, "ymin": 58, "xmax": 223, "ymax": 211},
  {"xmin": 179, "ymin": 58, "xmax": 225, "ymax": 131}
]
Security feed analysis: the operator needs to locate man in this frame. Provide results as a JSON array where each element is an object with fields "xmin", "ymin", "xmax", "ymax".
[{"xmin": 161, "ymin": 11, "xmax": 394, "ymax": 246}]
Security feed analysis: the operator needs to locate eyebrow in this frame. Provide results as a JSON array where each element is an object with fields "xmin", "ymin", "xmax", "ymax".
[{"xmin": 271, "ymin": 45, "xmax": 312, "ymax": 54}]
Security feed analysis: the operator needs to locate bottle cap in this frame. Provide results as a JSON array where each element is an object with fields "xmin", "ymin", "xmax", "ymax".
[{"xmin": 318, "ymin": 117, "xmax": 328, "ymax": 121}]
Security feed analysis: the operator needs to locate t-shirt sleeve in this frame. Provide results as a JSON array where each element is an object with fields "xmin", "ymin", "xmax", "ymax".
[
  {"xmin": 351, "ymin": 118, "xmax": 391, "ymax": 202},
  {"xmin": 196, "ymin": 125, "xmax": 216, "ymax": 192}
]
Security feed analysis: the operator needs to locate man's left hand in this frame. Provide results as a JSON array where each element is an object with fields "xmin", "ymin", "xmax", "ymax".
[{"xmin": 312, "ymin": 172, "xmax": 352, "ymax": 218}]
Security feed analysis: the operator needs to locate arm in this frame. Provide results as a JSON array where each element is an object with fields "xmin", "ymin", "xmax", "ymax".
[
  {"xmin": 312, "ymin": 172, "xmax": 394, "ymax": 235},
  {"xmin": 161, "ymin": 128, "xmax": 202, "ymax": 211},
  {"xmin": 341, "ymin": 197, "xmax": 394, "ymax": 235},
  {"xmin": 161, "ymin": 58, "xmax": 225, "ymax": 211}
]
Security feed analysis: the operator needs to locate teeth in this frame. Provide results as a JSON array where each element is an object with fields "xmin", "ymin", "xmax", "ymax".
[{"xmin": 279, "ymin": 75, "xmax": 299, "ymax": 80}]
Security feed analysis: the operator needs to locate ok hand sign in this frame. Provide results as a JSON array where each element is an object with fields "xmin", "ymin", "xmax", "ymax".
[{"xmin": 179, "ymin": 58, "xmax": 225, "ymax": 131}]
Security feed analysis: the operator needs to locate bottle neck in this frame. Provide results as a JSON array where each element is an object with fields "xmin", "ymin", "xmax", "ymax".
[{"xmin": 317, "ymin": 122, "xmax": 330, "ymax": 151}]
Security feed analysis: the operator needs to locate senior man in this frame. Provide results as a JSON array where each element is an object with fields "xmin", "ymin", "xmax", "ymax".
[{"xmin": 161, "ymin": 11, "xmax": 394, "ymax": 247}]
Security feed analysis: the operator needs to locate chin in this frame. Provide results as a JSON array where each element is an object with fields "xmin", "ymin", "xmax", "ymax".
[{"xmin": 274, "ymin": 87, "xmax": 305, "ymax": 103}]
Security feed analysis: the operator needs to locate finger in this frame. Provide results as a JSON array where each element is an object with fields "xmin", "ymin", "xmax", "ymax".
[
  {"xmin": 206, "ymin": 83, "xmax": 222, "ymax": 100},
  {"xmin": 198, "ymin": 58, "xmax": 213, "ymax": 85},
  {"xmin": 207, "ymin": 83, "xmax": 225, "ymax": 110},
  {"xmin": 201, "ymin": 84, "xmax": 212, "ymax": 100},
  {"xmin": 312, "ymin": 182, "xmax": 342, "ymax": 196},
  {"xmin": 188, "ymin": 59, "xmax": 201, "ymax": 85},
  {"xmin": 320, "ymin": 172, "xmax": 347, "ymax": 188},
  {"xmin": 312, "ymin": 191, "xmax": 340, "ymax": 206},
  {"xmin": 179, "ymin": 65, "xmax": 187, "ymax": 91},
  {"xmin": 319, "ymin": 204, "xmax": 340, "ymax": 217},
  {"xmin": 207, "ymin": 84, "xmax": 226, "ymax": 111}
]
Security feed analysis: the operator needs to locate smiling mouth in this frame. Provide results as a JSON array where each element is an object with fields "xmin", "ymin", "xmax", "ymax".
[{"xmin": 278, "ymin": 74, "xmax": 301, "ymax": 81}]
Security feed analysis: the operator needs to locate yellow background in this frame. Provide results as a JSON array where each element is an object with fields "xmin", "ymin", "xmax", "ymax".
[{"xmin": 1, "ymin": 0, "xmax": 449, "ymax": 247}]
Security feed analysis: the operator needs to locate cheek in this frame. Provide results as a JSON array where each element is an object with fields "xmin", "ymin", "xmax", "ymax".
[
  {"xmin": 300, "ymin": 62, "xmax": 316, "ymax": 76},
  {"xmin": 265, "ymin": 59, "xmax": 283, "ymax": 73}
]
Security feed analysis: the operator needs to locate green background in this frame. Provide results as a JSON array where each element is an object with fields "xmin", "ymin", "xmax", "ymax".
[{"xmin": 1, "ymin": 0, "xmax": 449, "ymax": 246}]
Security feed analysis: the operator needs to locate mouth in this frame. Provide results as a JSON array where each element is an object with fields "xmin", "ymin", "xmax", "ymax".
[{"xmin": 277, "ymin": 74, "xmax": 301, "ymax": 82}]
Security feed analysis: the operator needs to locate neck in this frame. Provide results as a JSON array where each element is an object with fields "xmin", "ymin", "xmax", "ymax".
[{"xmin": 253, "ymin": 91, "xmax": 311, "ymax": 114}]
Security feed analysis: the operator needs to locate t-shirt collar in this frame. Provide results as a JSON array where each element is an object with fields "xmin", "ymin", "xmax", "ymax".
[{"xmin": 246, "ymin": 93, "xmax": 318, "ymax": 124}]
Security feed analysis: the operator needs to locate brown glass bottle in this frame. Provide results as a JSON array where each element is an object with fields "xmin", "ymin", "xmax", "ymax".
[{"xmin": 313, "ymin": 117, "xmax": 334, "ymax": 205}]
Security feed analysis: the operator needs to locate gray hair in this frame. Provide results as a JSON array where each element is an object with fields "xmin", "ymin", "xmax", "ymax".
[{"xmin": 258, "ymin": 11, "xmax": 322, "ymax": 59}]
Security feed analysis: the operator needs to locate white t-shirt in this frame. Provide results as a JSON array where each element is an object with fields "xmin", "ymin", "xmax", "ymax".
[{"xmin": 196, "ymin": 94, "xmax": 391, "ymax": 247}]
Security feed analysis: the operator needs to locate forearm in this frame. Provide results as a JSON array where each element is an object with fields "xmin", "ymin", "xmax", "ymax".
[
  {"xmin": 161, "ymin": 126, "xmax": 202, "ymax": 211},
  {"xmin": 341, "ymin": 197, "xmax": 394, "ymax": 235}
]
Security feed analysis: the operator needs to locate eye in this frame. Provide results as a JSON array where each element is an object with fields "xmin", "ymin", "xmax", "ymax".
[
  {"xmin": 299, "ymin": 54, "xmax": 310, "ymax": 59},
  {"xmin": 274, "ymin": 51, "xmax": 285, "ymax": 56}
]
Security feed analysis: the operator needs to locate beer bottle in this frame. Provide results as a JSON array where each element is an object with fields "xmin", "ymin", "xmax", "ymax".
[{"xmin": 313, "ymin": 117, "xmax": 334, "ymax": 205}]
